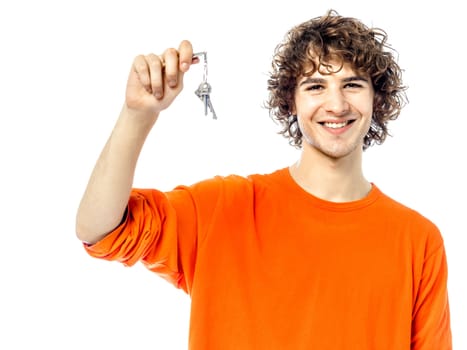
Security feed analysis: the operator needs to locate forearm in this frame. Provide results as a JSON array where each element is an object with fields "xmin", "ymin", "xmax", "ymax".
[{"xmin": 76, "ymin": 106, "xmax": 157, "ymax": 244}]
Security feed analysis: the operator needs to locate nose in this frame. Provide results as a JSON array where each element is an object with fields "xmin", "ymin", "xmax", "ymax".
[{"xmin": 323, "ymin": 88, "xmax": 350, "ymax": 116}]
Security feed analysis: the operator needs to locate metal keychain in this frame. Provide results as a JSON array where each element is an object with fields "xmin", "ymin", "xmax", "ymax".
[{"xmin": 193, "ymin": 52, "xmax": 217, "ymax": 120}]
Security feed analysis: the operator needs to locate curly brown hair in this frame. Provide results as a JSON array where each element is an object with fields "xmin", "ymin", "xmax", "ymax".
[{"xmin": 266, "ymin": 9, "xmax": 407, "ymax": 149}]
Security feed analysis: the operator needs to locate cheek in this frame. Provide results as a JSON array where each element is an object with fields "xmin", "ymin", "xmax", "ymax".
[
  {"xmin": 366, "ymin": 92, "xmax": 375, "ymax": 115},
  {"xmin": 352, "ymin": 93, "xmax": 374, "ymax": 119},
  {"xmin": 364, "ymin": 105, "xmax": 374, "ymax": 119},
  {"xmin": 294, "ymin": 97, "xmax": 320, "ymax": 117}
]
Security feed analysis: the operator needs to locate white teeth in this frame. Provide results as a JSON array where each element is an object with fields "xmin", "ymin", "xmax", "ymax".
[{"xmin": 323, "ymin": 121, "xmax": 348, "ymax": 129}]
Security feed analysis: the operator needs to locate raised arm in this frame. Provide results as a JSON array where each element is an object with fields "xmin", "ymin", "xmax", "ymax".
[{"xmin": 75, "ymin": 40, "xmax": 196, "ymax": 244}]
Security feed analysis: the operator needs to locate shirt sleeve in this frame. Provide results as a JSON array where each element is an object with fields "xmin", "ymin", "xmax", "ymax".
[
  {"xmin": 83, "ymin": 187, "xmax": 198, "ymax": 294},
  {"xmin": 411, "ymin": 239, "xmax": 452, "ymax": 349}
]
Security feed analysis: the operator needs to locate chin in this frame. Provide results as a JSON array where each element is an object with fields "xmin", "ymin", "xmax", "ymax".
[{"xmin": 316, "ymin": 142, "xmax": 360, "ymax": 160}]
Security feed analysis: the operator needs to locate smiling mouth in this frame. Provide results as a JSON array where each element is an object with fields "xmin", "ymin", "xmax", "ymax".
[{"xmin": 319, "ymin": 120, "xmax": 355, "ymax": 129}]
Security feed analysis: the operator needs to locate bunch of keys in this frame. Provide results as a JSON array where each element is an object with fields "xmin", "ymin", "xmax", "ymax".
[{"xmin": 193, "ymin": 52, "xmax": 217, "ymax": 120}]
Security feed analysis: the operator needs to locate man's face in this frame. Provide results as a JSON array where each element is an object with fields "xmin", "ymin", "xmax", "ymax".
[{"xmin": 294, "ymin": 61, "xmax": 374, "ymax": 159}]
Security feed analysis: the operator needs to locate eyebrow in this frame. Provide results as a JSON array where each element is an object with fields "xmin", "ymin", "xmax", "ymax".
[{"xmin": 298, "ymin": 76, "xmax": 370, "ymax": 86}]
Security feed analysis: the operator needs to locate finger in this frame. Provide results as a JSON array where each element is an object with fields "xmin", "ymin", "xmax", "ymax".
[
  {"xmin": 132, "ymin": 54, "xmax": 152, "ymax": 94},
  {"xmin": 162, "ymin": 48, "xmax": 180, "ymax": 88},
  {"xmin": 178, "ymin": 40, "xmax": 194, "ymax": 72},
  {"xmin": 145, "ymin": 53, "xmax": 165, "ymax": 98}
]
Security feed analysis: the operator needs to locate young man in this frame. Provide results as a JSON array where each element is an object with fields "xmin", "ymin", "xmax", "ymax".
[{"xmin": 76, "ymin": 10, "xmax": 452, "ymax": 349}]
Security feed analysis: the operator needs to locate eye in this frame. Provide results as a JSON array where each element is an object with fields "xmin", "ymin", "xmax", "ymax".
[
  {"xmin": 344, "ymin": 82, "xmax": 363, "ymax": 89},
  {"xmin": 305, "ymin": 84, "xmax": 324, "ymax": 91}
]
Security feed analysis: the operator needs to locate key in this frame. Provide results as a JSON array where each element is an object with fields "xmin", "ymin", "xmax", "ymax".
[
  {"xmin": 206, "ymin": 95, "xmax": 217, "ymax": 119},
  {"xmin": 195, "ymin": 81, "xmax": 217, "ymax": 119},
  {"xmin": 192, "ymin": 51, "xmax": 217, "ymax": 119}
]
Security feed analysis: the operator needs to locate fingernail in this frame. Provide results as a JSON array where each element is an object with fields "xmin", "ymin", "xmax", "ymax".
[{"xmin": 181, "ymin": 62, "xmax": 189, "ymax": 71}]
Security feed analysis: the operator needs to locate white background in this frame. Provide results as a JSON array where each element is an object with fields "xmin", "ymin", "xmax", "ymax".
[{"xmin": 1, "ymin": 0, "xmax": 465, "ymax": 348}]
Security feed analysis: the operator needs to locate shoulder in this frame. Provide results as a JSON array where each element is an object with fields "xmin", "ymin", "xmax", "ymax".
[
  {"xmin": 182, "ymin": 167, "xmax": 288, "ymax": 193},
  {"xmin": 166, "ymin": 168, "xmax": 288, "ymax": 208},
  {"xmin": 246, "ymin": 167, "xmax": 290, "ymax": 191},
  {"xmin": 375, "ymin": 185, "xmax": 444, "ymax": 252}
]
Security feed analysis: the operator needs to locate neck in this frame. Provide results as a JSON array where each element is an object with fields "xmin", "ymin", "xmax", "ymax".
[{"xmin": 290, "ymin": 146, "xmax": 371, "ymax": 203}]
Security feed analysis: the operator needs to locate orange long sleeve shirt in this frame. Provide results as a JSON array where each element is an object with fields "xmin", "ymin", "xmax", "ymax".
[{"xmin": 84, "ymin": 167, "xmax": 452, "ymax": 349}]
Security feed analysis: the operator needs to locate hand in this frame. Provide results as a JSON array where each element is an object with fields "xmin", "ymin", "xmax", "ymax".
[{"xmin": 125, "ymin": 40, "xmax": 196, "ymax": 118}]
